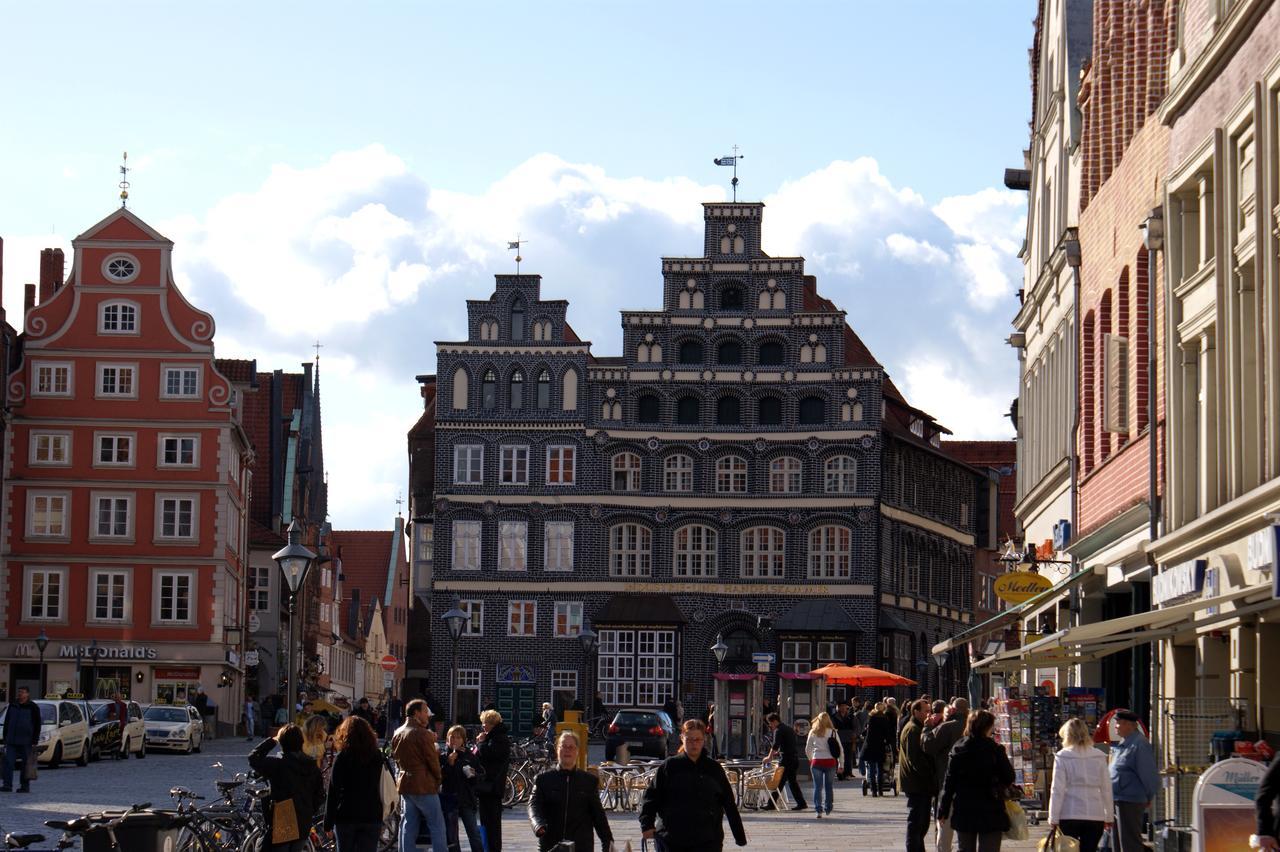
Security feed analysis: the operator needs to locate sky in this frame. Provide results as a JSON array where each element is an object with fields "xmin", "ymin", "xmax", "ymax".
[{"xmin": 1, "ymin": 2, "xmax": 1033, "ymax": 530}]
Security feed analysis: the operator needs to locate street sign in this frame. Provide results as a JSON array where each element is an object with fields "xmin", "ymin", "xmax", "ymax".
[
  {"xmin": 756, "ymin": 662, "xmax": 771, "ymax": 673},
  {"xmin": 380, "ymin": 654, "xmax": 399, "ymax": 672},
  {"xmin": 751, "ymin": 652, "xmax": 776, "ymax": 664},
  {"xmin": 383, "ymin": 671, "xmax": 394, "ymax": 690},
  {"xmin": 244, "ymin": 650, "xmax": 259, "ymax": 667},
  {"xmin": 248, "ymin": 613, "xmax": 261, "ymax": 634}
]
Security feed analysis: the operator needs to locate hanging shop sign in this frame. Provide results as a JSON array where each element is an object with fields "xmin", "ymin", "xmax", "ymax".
[
  {"xmin": 1153, "ymin": 559, "xmax": 1207, "ymax": 607},
  {"xmin": 993, "ymin": 571, "xmax": 1053, "ymax": 604},
  {"xmin": 1191, "ymin": 757, "xmax": 1264, "ymax": 852}
]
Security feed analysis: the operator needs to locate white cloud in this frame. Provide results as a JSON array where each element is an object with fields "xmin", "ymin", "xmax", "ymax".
[
  {"xmin": 900, "ymin": 356, "xmax": 1015, "ymax": 439},
  {"xmin": 885, "ymin": 233, "xmax": 949, "ymax": 265}
]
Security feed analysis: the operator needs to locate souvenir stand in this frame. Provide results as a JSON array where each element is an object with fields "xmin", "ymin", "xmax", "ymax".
[{"xmin": 991, "ymin": 688, "xmax": 1040, "ymax": 808}]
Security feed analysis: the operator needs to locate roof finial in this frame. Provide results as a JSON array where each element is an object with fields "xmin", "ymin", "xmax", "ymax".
[
  {"xmin": 312, "ymin": 339, "xmax": 324, "ymax": 362},
  {"xmin": 714, "ymin": 145, "xmax": 743, "ymax": 201},
  {"xmin": 118, "ymin": 151, "xmax": 131, "ymax": 208},
  {"xmin": 507, "ymin": 234, "xmax": 527, "ymax": 276},
  {"xmin": 395, "ymin": 492, "xmax": 403, "ymax": 517}
]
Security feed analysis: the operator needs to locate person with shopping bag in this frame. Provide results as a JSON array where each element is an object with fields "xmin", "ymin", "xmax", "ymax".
[
  {"xmin": 248, "ymin": 724, "xmax": 326, "ymax": 852},
  {"xmin": 937, "ymin": 709, "xmax": 1017, "ymax": 852},
  {"xmin": 640, "ymin": 719, "xmax": 747, "ymax": 851},
  {"xmin": 1047, "ymin": 718, "xmax": 1112, "ymax": 852},
  {"xmin": 0, "ymin": 686, "xmax": 42, "ymax": 793}
]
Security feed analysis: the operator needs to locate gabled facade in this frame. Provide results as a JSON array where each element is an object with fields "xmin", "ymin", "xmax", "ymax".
[{"xmin": 330, "ymin": 521, "xmax": 411, "ymax": 700}]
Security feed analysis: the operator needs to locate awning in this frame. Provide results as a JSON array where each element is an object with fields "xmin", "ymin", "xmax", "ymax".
[
  {"xmin": 713, "ymin": 672, "xmax": 765, "ymax": 681},
  {"xmin": 880, "ymin": 609, "xmax": 913, "ymax": 633},
  {"xmin": 931, "ymin": 565, "xmax": 1097, "ymax": 657},
  {"xmin": 595, "ymin": 594, "xmax": 687, "ymax": 625},
  {"xmin": 776, "ymin": 599, "xmax": 859, "ymax": 632}
]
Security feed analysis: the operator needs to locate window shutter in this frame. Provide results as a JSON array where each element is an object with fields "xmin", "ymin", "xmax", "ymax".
[{"xmin": 1103, "ymin": 333, "xmax": 1129, "ymax": 433}]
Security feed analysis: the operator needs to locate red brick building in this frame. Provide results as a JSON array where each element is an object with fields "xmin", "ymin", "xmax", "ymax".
[
  {"xmin": 331, "ymin": 523, "xmax": 410, "ymax": 700},
  {"xmin": 0, "ymin": 208, "xmax": 252, "ymax": 732}
]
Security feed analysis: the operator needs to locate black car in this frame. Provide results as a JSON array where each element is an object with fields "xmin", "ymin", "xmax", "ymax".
[{"xmin": 604, "ymin": 708, "xmax": 675, "ymax": 761}]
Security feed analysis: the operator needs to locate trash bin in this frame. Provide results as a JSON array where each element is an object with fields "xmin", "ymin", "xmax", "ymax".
[{"xmin": 82, "ymin": 811, "xmax": 182, "ymax": 852}]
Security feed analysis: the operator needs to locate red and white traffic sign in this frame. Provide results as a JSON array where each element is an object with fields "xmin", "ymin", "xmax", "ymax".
[{"xmin": 380, "ymin": 654, "xmax": 399, "ymax": 672}]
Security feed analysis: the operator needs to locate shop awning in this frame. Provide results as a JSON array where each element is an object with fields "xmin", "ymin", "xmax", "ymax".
[
  {"xmin": 931, "ymin": 565, "xmax": 1097, "ymax": 657},
  {"xmin": 713, "ymin": 672, "xmax": 765, "ymax": 681},
  {"xmin": 595, "ymin": 594, "xmax": 687, "ymax": 625},
  {"xmin": 776, "ymin": 599, "xmax": 859, "ymax": 632}
]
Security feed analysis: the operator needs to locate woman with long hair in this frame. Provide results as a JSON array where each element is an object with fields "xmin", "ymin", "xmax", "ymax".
[
  {"xmin": 937, "ymin": 710, "xmax": 1016, "ymax": 852},
  {"xmin": 323, "ymin": 716, "xmax": 385, "ymax": 852},
  {"xmin": 859, "ymin": 702, "xmax": 893, "ymax": 797},
  {"xmin": 805, "ymin": 711, "xmax": 842, "ymax": 818},
  {"xmin": 640, "ymin": 719, "xmax": 747, "ymax": 851},
  {"xmin": 1048, "ymin": 718, "xmax": 1113, "ymax": 852},
  {"xmin": 303, "ymin": 714, "xmax": 330, "ymax": 767}
]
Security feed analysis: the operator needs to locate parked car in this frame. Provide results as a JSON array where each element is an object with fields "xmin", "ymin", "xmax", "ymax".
[
  {"xmin": 604, "ymin": 708, "xmax": 676, "ymax": 761},
  {"xmin": 32, "ymin": 699, "xmax": 90, "ymax": 767},
  {"xmin": 86, "ymin": 699, "xmax": 147, "ymax": 760},
  {"xmin": 143, "ymin": 704, "xmax": 204, "ymax": 753}
]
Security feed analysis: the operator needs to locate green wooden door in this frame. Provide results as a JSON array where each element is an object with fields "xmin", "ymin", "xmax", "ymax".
[{"xmin": 496, "ymin": 684, "xmax": 537, "ymax": 737}]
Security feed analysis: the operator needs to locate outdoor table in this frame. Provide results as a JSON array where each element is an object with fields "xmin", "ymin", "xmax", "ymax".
[{"xmin": 719, "ymin": 759, "xmax": 763, "ymax": 805}]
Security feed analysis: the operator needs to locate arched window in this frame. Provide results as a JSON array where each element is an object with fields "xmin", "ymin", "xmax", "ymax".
[
  {"xmin": 664, "ymin": 454, "xmax": 693, "ymax": 492},
  {"xmin": 716, "ymin": 396, "xmax": 741, "ymax": 426},
  {"xmin": 609, "ymin": 523, "xmax": 651, "ymax": 577},
  {"xmin": 611, "ymin": 452, "xmax": 642, "ymax": 491},
  {"xmin": 676, "ymin": 396, "xmax": 700, "ymax": 425},
  {"xmin": 637, "ymin": 394, "xmax": 661, "ymax": 423},
  {"xmin": 715, "ymin": 455, "xmax": 748, "ymax": 493},
  {"xmin": 769, "ymin": 456, "xmax": 802, "ymax": 493},
  {"xmin": 451, "ymin": 366, "xmax": 469, "ymax": 411},
  {"xmin": 758, "ymin": 341, "xmax": 785, "ymax": 365},
  {"xmin": 509, "ymin": 370, "xmax": 524, "ymax": 409},
  {"xmin": 741, "ymin": 527, "xmax": 785, "ymax": 578},
  {"xmin": 720, "ymin": 286, "xmax": 744, "ymax": 311},
  {"xmin": 717, "ymin": 340, "xmax": 742, "ymax": 365},
  {"xmin": 798, "ymin": 396, "xmax": 825, "ymax": 424},
  {"xmin": 758, "ymin": 396, "xmax": 782, "ymax": 425},
  {"xmin": 562, "ymin": 368, "xmax": 578, "ymax": 411},
  {"xmin": 674, "ymin": 524, "xmax": 717, "ymax": 577},
  {"xmin": 678, "ymin": 340, "xmax": 704, "ymax": 364},
  {"xmin": 808, "ymin": 526, "xmax": 851, "ymax": 579},
  {"xmin": 536, "ymin": 370, "xmax": 551, "ymax": 409},
  {"xmin": 825, "ymin": 456, "xmax": 857, "ymax": 493},
  {"xmin": 100, "ymin": 301, "xmax": 138, "ymax": 334},
  {"xmin": 481, "ymin": 370, "xmax": 497, "ymax": 410},
  {"xmin": 510, "ymin": 298, "xmax": 525, "ymax": 341}
]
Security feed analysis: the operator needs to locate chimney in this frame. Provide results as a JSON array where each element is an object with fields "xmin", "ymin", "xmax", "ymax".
[
  {"xmin": 24, "ymin": 283, "xmax": 36, "ymax": 319},
  {"xmin": 38, "ymin": 248, "xmax": 64, "ymax": 304}
]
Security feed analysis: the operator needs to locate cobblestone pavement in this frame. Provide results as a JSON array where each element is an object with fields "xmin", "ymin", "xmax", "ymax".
[{"xmin": 1, "ymin": 739, "xmax": 1053, "ymax": 851}]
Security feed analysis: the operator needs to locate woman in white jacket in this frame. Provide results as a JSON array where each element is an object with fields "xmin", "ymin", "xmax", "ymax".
[
  {"xmin": 805, "ymin": 712, "xmax": 843, "ymax": 819},
  {"xmin": 1048, "ymin": 718, "xmax": 1114, "ymax": 852}
]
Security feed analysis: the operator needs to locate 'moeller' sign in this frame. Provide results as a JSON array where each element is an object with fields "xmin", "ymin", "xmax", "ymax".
[{"xmin": 993, "ymin": 572, "xmax": 1054, "ymax": 605}]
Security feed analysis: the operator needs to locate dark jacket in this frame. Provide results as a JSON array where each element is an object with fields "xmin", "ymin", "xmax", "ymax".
[
  {"xmin": 898, "ymin": 717, "xmax": 937, "ymax": 795},
  {"xmin": 1256, "ymin": 753, "xmax": 1280, "ymax": 839},
  {"xmin": 938, "ymin": 735, "xmax": 1016, "ymax": 834},
  {"xmin": 1, "ymin": 699, "xmax": 43, "ymax": 747},
  {"xmin": 390, "ymin": 719, "xmax": 441, "ymax": 795},
  {"xmin": 249, "ymin": 739, "xmax": 325, "ymax": 842},
  {"xmin": 527, "ymin": 767, "xmax": 612, "ymax": 852},
  {"xmin": 640, "ymin": 751, "xmax": 747, "ymax": 851},
  {"xmin": 323, "ymin": 748, "xmax": 385, "ymax": 830},
  {"xmin": 771, "ymin": 723, "xmax": 800, "ymax": 766},
  {"xmin": 832, "ymin": 710, "xmax": 856, "ymax": 741},
  {"xmin": 859, "ymin": 712, "xmax": 894, "ymax": 764},
  {"xmin": 475, "ymin": 722, "xmax": 511, "ymax": 799},
  {"xmin": 441, "ymin": 745, "xmax": 480, "ymax": 810},
  {"xmin": 921, "ymin": 716, "xmax": 965, "ymax": 788}
]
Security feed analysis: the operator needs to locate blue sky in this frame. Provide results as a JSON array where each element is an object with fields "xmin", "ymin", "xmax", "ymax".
[{"xmin": 2, "ymin": 2, "xmax": 1033, "ymax": 529}]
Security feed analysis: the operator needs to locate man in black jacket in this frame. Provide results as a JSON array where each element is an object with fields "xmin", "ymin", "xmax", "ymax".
[
  {"xmin": 922, "ymin": 698, "xmax": 969, "ymax": 852},
  {"xmin": 528, "ymin": 731, "xmax": 612, "ymax": 852},
  {"xmin": 1255, "ymin": 753, "xmax": 1280, "ymax": 850},
  {"xmin": 898, "ymin": 699, "xmax": 937, "ymax": 852},
  {"xmin": 1, "ymin": 687, "xmax": 43, "ymax": 793},
  {"xmin": 832, "ymin": 701, "xmax": 857, "ymax": 780},
  {"xmin": 765, "ymin": 712, "xmax": 807, "ymax": 810}
]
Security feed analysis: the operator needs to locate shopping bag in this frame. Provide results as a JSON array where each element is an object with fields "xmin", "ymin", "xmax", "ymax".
[
  {"xmin": 1004, "ymin": 799, "xmax": 1030, "ymax": 841},
  {"xmin": 1039, "ymin": 827, "xmax": 1081, "ymax": 852},
  {"xmin": 271, "ymin": 797, "xmax": 301, "ymax": 844},
  {"xmin": 21, "ymin": 757, "xmax": 37, "ymax": 782},
  {"xmin": 379, "ymin": 759, "xmax": 399, "ymax": 820}
]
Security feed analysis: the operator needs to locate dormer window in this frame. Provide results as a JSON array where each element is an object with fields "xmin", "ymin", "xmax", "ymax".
[
  {"xmin": 482, "ymin": 370, "xmax": 497, "ymax": 410},
  {"xmin": 511, "ymin": 299, "xmax": 525, "ymax": 342}
]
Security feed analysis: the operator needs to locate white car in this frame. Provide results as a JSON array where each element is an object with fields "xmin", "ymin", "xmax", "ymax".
[
  {"xmin": 143, "ymin": 704, "xmax": 204, "ymax": 753},
  {"xmin": 86, "ymin": 699, "xmax": 147, "ymax": 760},
  {"xmin": 34, "ymin": 699, "xmax": 91, "ymax": 767}
]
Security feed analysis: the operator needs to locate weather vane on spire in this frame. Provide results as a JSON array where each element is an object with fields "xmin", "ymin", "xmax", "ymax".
[
  {"xmin": 714, "ymin": 145, "xmax": 743, "ymax": 201},
  {"xmin": 118, "ymin": 151, "xmax": 131, "ymax": 208},
  {"xmin": 507, "ymin": 234, "xmax": 527, "ymax": 276}
]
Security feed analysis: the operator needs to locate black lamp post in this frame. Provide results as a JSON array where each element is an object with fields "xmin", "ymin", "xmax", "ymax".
[
  {"xmin": 36, "ymin": 629, "xmax": 49, "ymax": 696},
  {"xmin": 711, "ymin": 633, "xmax": 728, "ymax": 673},
  {"xmin": 442, "ymin": 597, "xmax": 468, "ymax": 724},
  {"xmin": 272, "ymin": 520, "xmax": 316, "ymax": 719},
  {"xmin": 89, "ymin": 639, "xmax": 99, "ymax": 698},
  {"xmin": 577, "ymin": 618, "xmax": 598, "ymax": 724}
]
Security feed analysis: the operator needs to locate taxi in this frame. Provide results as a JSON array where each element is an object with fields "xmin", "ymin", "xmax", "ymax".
[
  {"xmin": 35, "ymin": 696, "xmax": 91, "ymax": 767},
  {"xmin": 86, "ymin": 699, "xmax": 147, "ymax": 760},
  {"xmin": 143, "ymin": 702, "xmax": 204, "ymax": 753}
]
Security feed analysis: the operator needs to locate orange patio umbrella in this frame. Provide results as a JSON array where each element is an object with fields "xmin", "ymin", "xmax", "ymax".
[{"xmin": 808, "ymin": 664, "xmax": 917, "ymax": 688}]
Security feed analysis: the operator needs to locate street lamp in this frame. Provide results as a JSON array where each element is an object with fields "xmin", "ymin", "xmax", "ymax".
[
  {"xmin": 272, "ymin": 520, "xmax": 316, "ymax": 720},
  {"xmin": 442, "ymin": 596, "xmax": 468, "ymax": 725},
  {"xmin": 577, "ymin": 618, "xmax": 598, "ymax": 720},
  {"xmin": 35, "ymin": 629, "xmax": 49, "ymax": 696},
  {"xmin": 89, "ymin": 639, "xmax": 99, "ymax": 698},
  {"xmin": 711, "ymin": 633, "xmax": 728, "ymax": 673}
]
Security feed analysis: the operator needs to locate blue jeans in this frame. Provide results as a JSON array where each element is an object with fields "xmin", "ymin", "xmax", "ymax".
[
  {"xmin": 441, "ymin": 795, "xmax": 484, "ymax": 852},
  {"xmin": 400, "ymin": 793, "xmax": 449, "ymax": 852},
  {"xmin": 864, "ymin": 757, "xmax": 882, "ymax": 791},
  {"xmin": 811, "ymin": 764, "xmax": 835, "ymax": 814},
  {"xmin": 2, "ymin": 744, "xmax": 34, "ymax": 789},
  {"xmin": 335, "ymin": 822, "xmax": 381, "ymax": 852}
]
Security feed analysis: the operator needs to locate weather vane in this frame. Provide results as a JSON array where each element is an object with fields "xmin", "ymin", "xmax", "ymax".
[
  {"xmin": 507, "ymin": 234, "xmax": 527, "ymax": 276},
  {"xmin": 714, "ymin": 145, "xmax": 744, "ymax": 201},
  {"xmin": 118, "ymin": 151, "xmax": 130, "ymax": 208}
]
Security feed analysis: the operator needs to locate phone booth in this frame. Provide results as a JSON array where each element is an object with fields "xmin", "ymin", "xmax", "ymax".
[
  {"xmin": 779, "ymin": 672, "xmax": 826, "ymax": 734},
  {"xmin": 713, "ymin": 673, "xmax": 763, "ymax": 758}
]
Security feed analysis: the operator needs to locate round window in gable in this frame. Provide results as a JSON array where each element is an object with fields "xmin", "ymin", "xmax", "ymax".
[{"xmin": 102, "ymin": 253, "xmax": 139, "ymax": 283}]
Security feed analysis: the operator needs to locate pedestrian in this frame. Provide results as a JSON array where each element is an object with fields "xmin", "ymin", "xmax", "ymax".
[
  {"xmin": 937, "ymin": 709, "xmax": 1016, "ymax": 852},
  {"xmin": 0, "ymin": 686, "xmax": 43, "ymax": 793},
  {"xmin": 640, "ymin": 719, "xmax": 747, "ymax": 851},
  {"xmin": 1255, "ymin": 745, "xmax": 1280, "ymax": 850},
  {"xmin": 1108, "ymin": 710, "xmax": 1159, "ymax": 852},
  {"xmin": 706, "ymin": 702, "xmax": 718, "ymax": 759},
  {"xmin": 107, "ymin": 692, "xmax": 130, "ymax": 759},
  {"xmin": 1048, "ymin": 718, "xmax": 1113, "ymax": 852},
  {"xmin": 860, "ymin": 702, "xmax": 894, "ymax": 796},
  {"xmin": 832, "ymin": 700, "xmax": 857, "ymax": 780},
  {"xmin": 352, "ymin": 697, "xmax": 374, "ymax": 726},
  {"xmin": 440, "ymin": 724, "xmax": 484, "ymax": 852},
  {"xmin": 245, "ymin": 694, "xmax": 259, "ymax": 741},
  {"xmin": 390, "ymin": 698, "xmax": 449, "ymax": 852},
  {"xmin": 303, "ymin": 714, "xmax": 331, "ymax": 770},
  {"xmin": 474, "ymin": 708, "xmax": 511, "ymax": 852},
  {"xmin": 922, "ymin": 697, "xmax": 970, "ymax": 852},
  {"xmin": 323, "ymin": 715, "xmax": 385, "ymax": 852},
  {"xmin": 540, "ymin": 701, "xmax": 556, "ymax": 749},
  {"xmin": 765, "ymin": 712, "xmax": 807, "ymax": 810},
  {"xmin": 805, "ymin": 711, "xmax": 843, "ymax": 819},
  {"xmin": 528, "ymin": 730, "xmax": 613, "ymax": 851},
  {"xmin": 249, "ymin": 724, "xmax": 326, "ymax": 852},
  {"xmin": 899, "ymin": 699, "xmax": 938, "ymax": 852}
]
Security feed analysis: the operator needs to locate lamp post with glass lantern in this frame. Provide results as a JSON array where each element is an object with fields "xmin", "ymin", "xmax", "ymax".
[
  {"xmin": 272, "ymin": 520, "xmax": 316, "ymax": 719},
  {"xmin": 442, "ymin": 597, "xmax": 468, "ymax": 725},
  {"xmin": 577, "ymin": 619, "xmax": 597, "ymax": 728},
  {"xmin": 36, "ymin": 629, "xmax": 50, "ymax": 696},
  {"xmin": 711, "ymin": 633, "xmax": 728, "ymax": 673}
]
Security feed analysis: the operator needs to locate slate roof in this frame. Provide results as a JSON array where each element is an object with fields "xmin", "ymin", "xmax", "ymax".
[
  {"xmin": 595, "ymin": 594, "xmax": 687, "ymax": 625},
  {"xmin": 775, "ymin": 599, "xmax": 860, "ymax": 632}
]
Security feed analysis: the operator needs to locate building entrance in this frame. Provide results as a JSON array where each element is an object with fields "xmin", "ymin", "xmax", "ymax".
[{"xmin": 496, "ymin": 684, "xmax": 536, "ymax": 737}]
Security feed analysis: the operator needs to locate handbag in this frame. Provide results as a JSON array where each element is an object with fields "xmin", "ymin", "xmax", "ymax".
[
  {"xmin": 1039, "ymin": 826, "xmax": 1081, "ymax": 852},
  {"xmin": 271, "ymin": 797, "xmax": 301, "ymax": 844},
  {"xmin": 827, "ymin": 733, "xmax": 841, "ymax": 758},
  {"xmin": 379, "ymin": 758, "xmax": 399, "ymax": 820},
  {"xmin": 1004, "ymin": 799, "xmax": 1030, "ymax": 841},
  {"xmin": 22, "ymin": 756, "xmax": 38, "ymax": 782}
]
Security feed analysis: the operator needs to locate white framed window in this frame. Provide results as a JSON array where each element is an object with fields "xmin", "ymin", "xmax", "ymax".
[
  {"xmin": 156, "ymin": 494, "xmax": 198, "ymax": 540},
  {"xmin": 249, "ymin": 563, "xmax": 271, "ymax": 611},
  {"xmin": 498, "ymin": 520, "xmax": 528, "ymax": 571},
  {"xmin": 808, "ymin": 525, "xmax": 852, "ymax": 579},
  {"xmin": 26, "ymin": 491, "xmax": 69, "ymax": 538},
  {"xmin": 91, "ymin": 492, "xmax": 134, "ymax": 541},
  {"xmin": 546, "ymin": 446, "xmax": 575, "ymax": 485},
  {"xmin": 160, "ymin": 365, "xmax": 201, "ymax": 399},
  {"xmin": 459, "ymin": 600, "xmax": 483, "ymax": 636},
  {"xmin": 95, "ymin": 432, "xmax": 135, "ymax": 467},
  {"xmin": 598, "ymin": 629, "xmax": 674, "ymax": 708},
  {"xmin": 24, "ymin": 566, "xmax": 67, "ymax": 622},
  {"xmin": 96, "ymin": 362, "xmax": 138, "ymax": 398},
  {"xmin": 29, "ymin": 430, "xmax": 71, "ymax": 466},
  {"xmin": 544, "ymin": 520, "xmax": 574, "ymax": 571},
  {"xmin": 817, "ymin": 641, "xmax": 847, "ymax": 663},
  {"xmin": 32, "ymin": 361, "xmax": 72, "ymax": 397},
  {"xmin": 554, "ymin": 602, "xmax": 583, "ymax": 637},
  {"xmin": 499, "ymin": 445, "xmax": 529, "ymax": 485},
  {"xmin": 99, "ymin": 301, "xmax": 139, "ymax": 334},
  {"xmin": 89, "ymin": 569, "xmax": 130, "ymax": 623},
  {"xmin": 664, "ymin": 454, "xmax": 693, "ymax": 492},
  {"xmin": 453, "ymin": 444, "xmax": 484, "ymax": 484},
  {"xmin": 155, "ymin": 570, "xmax": 195, "ymax": 625},
  {"xmin": 551, "ymin": 670, "xmax": 579, "ymax": 706},
  {"xmin": 715, "ymin": 455, "xmax": 748, "ymax": 493},
  {"xmin": 158, "ymin": 434, "xmax": 199, "ymax": 467},
  {"xmin": 674, "ymin": 524, "xmax": 718, "ymax": 577},
  {"xmin": 102, "ymin": 252, "xmax": 139, "ymax": 282},
  {"xmin": 769, "ymin": 456, "xmax": 803, "ymax": 493},
  {"xmin": 825, "ymin": 456, "xmax": 857, "ymax": 493},
  {"xmin": 507, "ymin": 600, "xmax": 536, "ymax": 637},
  {"xmin": 611, "ymin": 452, "xmax": 642, "ymax": 491},
  {"xmin": 741, "ymin": 526, "xmax": 785, "ymax": 578},
  {"xmin": 451, "ymin": 520, "xmax": 481, "ymax": 570},
  {"xmin": 609, "ymin": 523, "xmax": 651, "ymax": 577}
]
